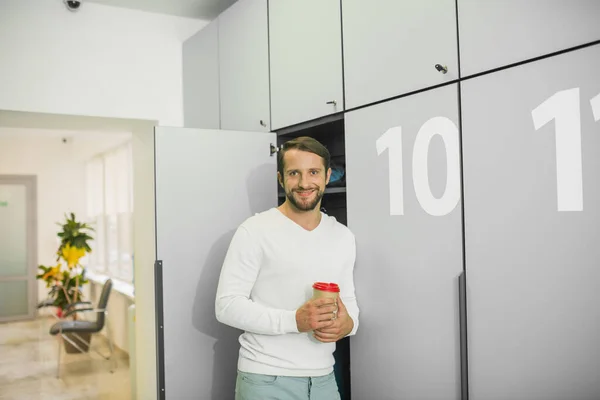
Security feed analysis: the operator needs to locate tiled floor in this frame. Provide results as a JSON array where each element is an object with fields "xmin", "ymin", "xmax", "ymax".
[{"xmin": 0, "ymin": 316, "xmax": 130, "ymax": 399}]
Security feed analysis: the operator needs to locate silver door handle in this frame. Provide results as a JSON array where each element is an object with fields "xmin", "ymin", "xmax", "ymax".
[
  {"xmin": 326, "ymin": 100, "xmax": 337, "ymax": 106},
  {"xmin": 260, "ymin": 120, "xmax": 267, "ymax": 127}
]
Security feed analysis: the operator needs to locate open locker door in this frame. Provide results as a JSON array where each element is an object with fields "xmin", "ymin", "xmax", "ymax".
[{"xmin": 154, "ymin": 127, "xmax": 277, "ymax": 399}]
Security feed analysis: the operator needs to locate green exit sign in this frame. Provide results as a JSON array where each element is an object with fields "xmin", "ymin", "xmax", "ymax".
[{"xmin": 0, "ymin": 201, "xmax": 7, "ymax": 207}]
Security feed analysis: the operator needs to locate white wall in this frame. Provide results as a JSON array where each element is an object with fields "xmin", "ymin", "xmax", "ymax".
[{"xmin": 0, "ymin": 0, "xmax": 206, "ymax": 126}]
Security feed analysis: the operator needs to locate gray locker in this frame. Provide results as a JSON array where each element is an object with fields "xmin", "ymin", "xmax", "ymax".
[
  {"xmin": 345, "ymin": 84, "xmax": 464, "ymax": 400},
  {"xmin": 182, "ymin": 20, "xmax": 220, "ymax": 129},
  {"xmin": 218, "ymin": 0, "xmax": 270, "ymax": 132},
  {"xmin": 269, "ymin": 0, "xmax": 344, "ymax": 129},
  {"xmin": 462, "ymin": 44, "xmax": 600, "ymax": 399},
  {"xmin": 458, "ymin": 0, "xmax": 600, "ymax": 76},
  {"xmin": 342, "ymin": 0, "xmax": 458, "ymax": 109},
  {"xmin": 154, "ymin": 127, "xmax": 277, "ymax": 399}
]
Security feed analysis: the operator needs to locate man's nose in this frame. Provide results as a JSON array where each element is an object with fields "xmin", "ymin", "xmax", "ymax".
[{"xmin": 298, "ymin": 173, "xmax": 310, "ymax": 187}]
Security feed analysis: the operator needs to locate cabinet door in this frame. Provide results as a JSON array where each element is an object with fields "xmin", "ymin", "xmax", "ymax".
[
  {"xmin": 269, "ymin": 0, "xmax": 343, "ymax": 130},
  {"xmin": 219, "ymin": 0, "xmax": 270, "ymax": 132},
  {"xmin": 462, "ymin": 45, "xmax": 600, "ymax": 399},
  {"xmin": 342, "ymin": 0, "xmax": 458, "ymax": 109},
  {"xmin": 183, "ymin": 20, "xmax": 220, "ymax": 129},
  {"xmin": 155, "ymin": 127, "xmax": 277, "ymax": 399},
  {"xmin": 459, "ymin": 0, "xmax": 600, "ymax": 77},
  {"xmin": 345, "ymin": 84, "xmax": 463, "ymax": 400}
]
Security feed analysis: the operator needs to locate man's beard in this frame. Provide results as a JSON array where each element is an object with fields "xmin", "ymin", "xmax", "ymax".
[{"xmin": 285, "ymin": 187, "xmax": 324, "ymax": 211}]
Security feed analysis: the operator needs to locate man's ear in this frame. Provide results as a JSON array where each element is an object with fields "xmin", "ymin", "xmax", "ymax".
[
  {"xmin": 326, "ymin": 168, "xmax": 332, "ymax": 185},
  {"xmin": 277, "ymin": 171, "xmax": 284, "ymax": 188}
]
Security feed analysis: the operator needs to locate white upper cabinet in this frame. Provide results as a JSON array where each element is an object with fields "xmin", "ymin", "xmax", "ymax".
[
  {"xmin": 219, "ymin": 0, "xmax": 270, "ymax": 132},
  {"xmin": 458, "ymin": 0, "xmax": 600, "ymax": 77},
  {"xmin": 182, "ymin": 20, "xmax": 220, "ymax": 129},
  {"xmin": 342, "ymin": 0, "xmax": 459, "ymax": 110},
  {"xmin": 269, "ymin": 0, "xmax": 344, "ymax": 130}
]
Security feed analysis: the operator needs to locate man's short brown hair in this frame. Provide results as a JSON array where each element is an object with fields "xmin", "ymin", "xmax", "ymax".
[{"xmin": 277, "ymin": 136, "xmax": 331, "ymax": 177}]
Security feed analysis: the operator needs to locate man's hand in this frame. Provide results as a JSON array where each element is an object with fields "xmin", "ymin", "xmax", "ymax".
[
  {"xmin": 313, "ymin": 297, "xmax": 353, "ymax": 343},
  {"xmin": 296, "ymin": 297, "xmax": 338, "ymax": 333}
]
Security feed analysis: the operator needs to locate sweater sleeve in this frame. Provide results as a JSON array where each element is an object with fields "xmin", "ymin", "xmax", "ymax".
[
  {"xmin": 215, "ymin": 225, "xmax": 299, "ymax": 335},
  {"xmin": 340, "ymin": 232, "xmax": 360, "ymax": 337}
]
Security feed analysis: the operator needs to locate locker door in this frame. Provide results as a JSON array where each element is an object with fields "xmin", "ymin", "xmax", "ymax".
[
  {"xmin": 269, "ymin": 0, "xmax": 344, "ymax": 129},
  {"xmin": 154, "ymin": 127, "xmax": 277, "ymax": 399},
  {"xmin": 219, "ymin": 0, "xmax": 270, "ymax": 132},
  {"xmin": 462, "ymin": 45, "xmax": 600, "ymax": 399},
  {"xmin": 342, "ymin": 0, "xmax": 458, "ymax": 109},
  {"xmin": 458, "ymin": 0, "xmax": 600, "ymax": 76},
  {"xmin": 345, "ymin": 84, "xmax": 464, "ymax": 399},
  {"xmin": 182, "ymin": 20, "xmax": 220, "ymax": 129}
]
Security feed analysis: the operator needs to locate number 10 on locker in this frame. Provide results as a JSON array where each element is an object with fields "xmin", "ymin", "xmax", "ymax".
[{"xmin": 376, "ymin": 116, "xmax": 461, "ymax": 217}]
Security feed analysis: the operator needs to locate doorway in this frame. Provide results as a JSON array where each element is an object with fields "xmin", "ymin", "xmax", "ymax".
[{"xmin": 0, "ymin": 175, "xmax": 37, "ymax": 322}]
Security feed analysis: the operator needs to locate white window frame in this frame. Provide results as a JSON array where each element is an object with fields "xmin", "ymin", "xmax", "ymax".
[{"xmin": 85, "ymin": 141, "xmax": 134, "ymax": 283}]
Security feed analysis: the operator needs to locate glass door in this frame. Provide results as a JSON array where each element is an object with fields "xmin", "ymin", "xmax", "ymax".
[{"xmin": 0, "ymin": 175, "xmax": 37, "ymax": 322}]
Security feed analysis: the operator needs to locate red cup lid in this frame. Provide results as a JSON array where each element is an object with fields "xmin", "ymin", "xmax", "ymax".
[{"xmin": 312, "ymin": 282, "xmax": 340, "ymax": 292}]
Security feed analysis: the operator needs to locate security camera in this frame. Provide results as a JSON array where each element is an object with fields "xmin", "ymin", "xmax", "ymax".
[{"xmin": 64, "ymin": 0, "xmax": 81, "ymax": 12}]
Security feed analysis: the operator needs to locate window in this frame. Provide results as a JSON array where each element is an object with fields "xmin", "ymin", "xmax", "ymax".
[{"xmin": 85, "ymin": 142, "xmax": 134, "ymax": 283}]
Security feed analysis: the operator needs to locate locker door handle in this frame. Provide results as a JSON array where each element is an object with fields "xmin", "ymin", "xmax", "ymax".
[
  {"xmin": 435, "ymin": 64, "xmax": 448, "ymax": 74},
  {"xmin": 458, "ymin": 271, "xmax": 469, "ymax": 400}
]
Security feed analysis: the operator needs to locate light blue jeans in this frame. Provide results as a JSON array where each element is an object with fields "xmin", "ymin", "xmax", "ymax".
[{"xmin": 235, "ymin": 370, "xmax": 341, "ymax": 400}]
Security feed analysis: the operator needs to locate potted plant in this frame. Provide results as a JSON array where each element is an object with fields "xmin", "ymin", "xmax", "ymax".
[{"xmin": 37, "ymin": 212, "xmax": 94, "ymax": 353}]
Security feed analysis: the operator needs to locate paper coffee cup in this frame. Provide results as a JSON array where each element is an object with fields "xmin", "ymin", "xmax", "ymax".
[{"xmin": 312, "ymin": 282, "xmax": 340, "ymax": 300}]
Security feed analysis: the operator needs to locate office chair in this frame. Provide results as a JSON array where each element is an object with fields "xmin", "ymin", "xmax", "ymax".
[{"xmin": 49, "ymin": 278, "xmax": 115, "ymax": 378}]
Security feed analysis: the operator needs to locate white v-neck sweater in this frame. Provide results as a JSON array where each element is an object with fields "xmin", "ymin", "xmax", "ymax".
[{"xmin": 215, "ymin": 207, "xmax": 359, "ymax": 377}]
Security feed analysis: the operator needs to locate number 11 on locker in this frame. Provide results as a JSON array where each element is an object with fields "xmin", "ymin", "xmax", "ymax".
[{"xmin": 532, "ymin": 88, "xmax": 600, "ymax": 212}]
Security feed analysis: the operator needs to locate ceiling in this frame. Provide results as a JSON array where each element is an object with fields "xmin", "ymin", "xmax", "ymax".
[
  {"xmin": 0, "ymin": 110, "xmax": 151, "ymax": 161},
  {"xmin": 84, "ymin": 0, "xmax": 238, "ymax": 20},
  {"xmin": 0, "ymin": 110, "xmax": 138, "ymax": 162},
  {"xmin": 0, "ymin": 127, "xmax": 132, "ymax": 162},
  {"xmin": 0, "ymin": 110, "xmax": 154, "ymax": 133}
]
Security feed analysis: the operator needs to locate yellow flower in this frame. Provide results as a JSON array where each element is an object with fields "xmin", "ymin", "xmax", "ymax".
[
  {"xmin": 42, "ymin": 268, "xmax": 55, "ymax": 280},
  {"xmin": 42, "ymin": 264, "xmax": 63, "ymax": 282},
  {"xmin": 61, "ymin": 244, "xmax": 86, "ymax": 268}
]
